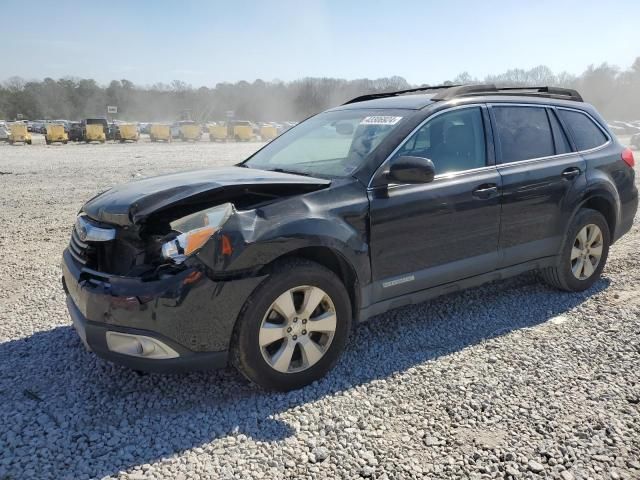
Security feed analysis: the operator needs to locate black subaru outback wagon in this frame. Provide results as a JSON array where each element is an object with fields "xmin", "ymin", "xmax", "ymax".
[{"xmin": 62, "ymin": 85, "xmax": 638, "ymax": 390}]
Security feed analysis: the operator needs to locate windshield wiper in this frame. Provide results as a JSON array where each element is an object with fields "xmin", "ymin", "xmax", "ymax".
[{"xmin": 268, "ymin": 168, "xmax": 314, "ymax": 177}]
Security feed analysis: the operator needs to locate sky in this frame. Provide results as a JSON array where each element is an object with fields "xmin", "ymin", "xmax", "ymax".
[{"xmin": 2, "ymin": 0, "xmax": 639, "ymax": 87}]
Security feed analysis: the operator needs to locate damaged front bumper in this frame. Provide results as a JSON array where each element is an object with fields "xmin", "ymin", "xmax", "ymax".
[{"xmin": 61, "ymin": 248, "xmax": 265, "ymax": 373}]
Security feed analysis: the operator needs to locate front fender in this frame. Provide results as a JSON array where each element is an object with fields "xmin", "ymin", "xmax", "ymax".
[{"xmin": 195, "ymin": 181, "xmax": 371, "ymax": 286}]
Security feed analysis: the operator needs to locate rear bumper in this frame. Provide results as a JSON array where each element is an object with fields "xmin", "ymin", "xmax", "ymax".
[
  {"xmin": 61, "ymin": 248, "xmax": 265, "ymax": 373},
  {"xmin": 614, "ymin": 183, "xmax": 638, "ymax": 242}
]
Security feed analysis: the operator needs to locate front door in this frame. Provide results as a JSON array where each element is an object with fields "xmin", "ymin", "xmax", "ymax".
[{"xmin": 368, "ymin": 105, "xmax": 502, "ymax": 302}]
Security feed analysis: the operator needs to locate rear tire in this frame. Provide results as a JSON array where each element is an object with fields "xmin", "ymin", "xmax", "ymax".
[
  {"xmin": 540, "ymin": 208, "xmax": 610, "ymax": 292},
  {"xmin": 231, "ymin": 259, "xmax": 352, "ymax": 391}
]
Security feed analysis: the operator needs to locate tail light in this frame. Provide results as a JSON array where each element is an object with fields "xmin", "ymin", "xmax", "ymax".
[{"xmin": 622, "ymin": 148, "xmax": 635, "ymax": 168}]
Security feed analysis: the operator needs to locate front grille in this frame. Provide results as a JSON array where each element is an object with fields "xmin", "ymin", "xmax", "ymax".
[
  {"xmin": 67, "ymin": 219, "xmax": 146, "ymax": 275},
  {"xmin": 68, "ymin": 226, "xmax": 96, "ymax": 266}
]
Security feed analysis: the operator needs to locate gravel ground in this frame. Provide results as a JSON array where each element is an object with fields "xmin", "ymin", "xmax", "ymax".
[{"xmin": 0, "ymin": 136, "xmax": 639, "ymax": 480}]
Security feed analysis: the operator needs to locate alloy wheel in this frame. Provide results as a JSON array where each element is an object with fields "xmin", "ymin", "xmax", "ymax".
[
  {"xmin": 259, "ymin": 285, "xmax": 337, "ymax": 373},
  {"xmin": 571, "ymin": 224, "xmax": 603, "ymax": 280}
]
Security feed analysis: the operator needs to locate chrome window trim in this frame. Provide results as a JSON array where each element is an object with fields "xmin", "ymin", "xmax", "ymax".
[
  {"xmin": 496, "ymin": 151, "xmax": 582, "ymax": 169},
  {"xmin": 367, "ymin": 103, "xmax": 486, "ymax": 190},
  {"xmin": 383, "ymin": 165, "xmax": 497, "ymax": 191},
  {"xmin": 489, "ymin": 103, "xmax": 612, "ymax": 162},
  {"xmin": 367, "ymin": 102, "xmax": 614, "ymax": 191}
]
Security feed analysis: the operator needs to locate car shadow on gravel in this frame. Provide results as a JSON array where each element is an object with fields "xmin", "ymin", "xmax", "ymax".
[{"xmin": 0, "ymin": 272, "xmax": 610, "ymax": 479}]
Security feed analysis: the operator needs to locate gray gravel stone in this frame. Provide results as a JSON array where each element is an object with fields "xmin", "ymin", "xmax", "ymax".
[
  {"xmin": 560, "ymin": 470, "xmax": 575, "ymax": 480},
  {"xmin": 528, "ymin": 459, "xmax": 545, "ymax": 473},
  {"xmin": 311, "ymin": 446, "xmax": 329, "ymax": 463},
  {"xmin": 505, "ymin": 465, "xmax": 519, "ymax": 477}
]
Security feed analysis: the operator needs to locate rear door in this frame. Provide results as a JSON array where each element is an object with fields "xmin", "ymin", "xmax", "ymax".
[{"xmin": 490, "ymin": 104, "xmax": 585, "ymax": 267}]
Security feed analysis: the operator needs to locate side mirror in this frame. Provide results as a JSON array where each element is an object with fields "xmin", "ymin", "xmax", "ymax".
[{"xmin": 388, "ymin": 156, "xmax": 436, "ymax": 184}]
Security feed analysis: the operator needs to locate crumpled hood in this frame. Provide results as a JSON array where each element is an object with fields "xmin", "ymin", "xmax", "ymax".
[{"xmin": 82, "ymin": 166, "xmax": 331, "ymax": 226}]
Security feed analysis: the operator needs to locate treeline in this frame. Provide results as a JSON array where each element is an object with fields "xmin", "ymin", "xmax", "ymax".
[{"xmin": 1, "ymin": 58, "xmax": 639, "ymax": 122}]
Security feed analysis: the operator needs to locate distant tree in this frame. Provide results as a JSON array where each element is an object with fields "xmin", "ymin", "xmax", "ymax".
[
  {"xmin": 452, "ymin": 72, "xmax": 475, "ymax": 84},
  {"xmin": 2, "ymin": 57, "xmax": 639, "ymax": 121}
]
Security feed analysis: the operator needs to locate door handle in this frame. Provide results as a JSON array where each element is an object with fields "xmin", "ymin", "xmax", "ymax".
[
  {"xmin": 472, "ymin": 183, "xmax": 499, "ymax": 199},
  {"xmin": 562, "ymin": 167, "xmax": 581, "ymax": 180}
]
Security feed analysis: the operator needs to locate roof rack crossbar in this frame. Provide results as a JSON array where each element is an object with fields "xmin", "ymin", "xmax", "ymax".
[
  {"xmin": 342, "ymin": 84, "xmax": 583, "ymax": 106},
  {"xmin": 431, "ymin": 84, "xmax": 583, "ymax": 102},
  {"xmin": 342, "ymin": 84, "xmax": 461, "ymax": 105}
]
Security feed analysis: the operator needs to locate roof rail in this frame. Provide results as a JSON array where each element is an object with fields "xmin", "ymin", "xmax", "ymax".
[
  {"xmin": 431, "ymin": 84, "xmax": 583, "ymax": 102},
  {"xmin": 342, "ymin": 83, "xmax": 583, "ymax": 106},
  {"xmin": 342, "ymin": 84, "xmax": 461, "ymax": 105}
]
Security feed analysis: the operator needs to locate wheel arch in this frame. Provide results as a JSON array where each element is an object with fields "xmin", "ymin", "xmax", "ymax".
[
  {"xmin": 572, "ymin": 183, "xmax": 620, "ymax": 242},
  {"xmin": 257, "ymin": 246, "xmax": 361, "ymax": 322},
  {"xmin": 579, "ymin": 195, "xmax": 616, "ymax": 238}
]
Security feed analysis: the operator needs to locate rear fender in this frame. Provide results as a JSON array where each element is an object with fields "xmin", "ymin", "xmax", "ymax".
[{"xmin": 567, "ymin": 180, "xmax": 620, "ymax": 241}]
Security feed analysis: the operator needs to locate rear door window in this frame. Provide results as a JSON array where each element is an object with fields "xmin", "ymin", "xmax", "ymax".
[
  {"xmin": 492, "ymin": 106, "xmax": 555, "ymax": 163},
  {"xmin": 557, "ymin": 109, "xmax": 608, "ymax": 151}
]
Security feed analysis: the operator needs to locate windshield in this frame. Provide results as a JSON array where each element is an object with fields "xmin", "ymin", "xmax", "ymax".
[{"xmin": 244, "ymin": 109, "xmax": 409, "ymax": 177}]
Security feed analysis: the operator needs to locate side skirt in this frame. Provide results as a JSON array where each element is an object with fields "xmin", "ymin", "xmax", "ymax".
[{"xmin": 357, "ymin": 256, "xmax": 558, "ymax": 323}]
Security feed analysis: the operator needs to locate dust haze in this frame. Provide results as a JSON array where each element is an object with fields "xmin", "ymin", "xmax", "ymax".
[{"xmin": 1, "ymin": 60, "xmax": 640, "ymax": 122}]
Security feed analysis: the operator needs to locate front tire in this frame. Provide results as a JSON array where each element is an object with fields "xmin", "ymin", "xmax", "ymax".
[
  {"xmin": 541, "ymin": 208, "xmax": 610, "ymax": 292},
  {"xmin": 231, "ymin": 259, "xmax": 352, "ymax": 391}
]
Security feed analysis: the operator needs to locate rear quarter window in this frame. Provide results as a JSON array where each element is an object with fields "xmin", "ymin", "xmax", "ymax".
[{"xmin": 557, "ymin": 109, "xmax": 608, "ymax": 151}]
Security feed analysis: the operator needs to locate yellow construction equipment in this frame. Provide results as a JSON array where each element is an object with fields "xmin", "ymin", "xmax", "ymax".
[
  {"xmin": 179, "ymin": 123, "xmax": 202, "ymax": 142},
  {"xmin": 233, "ymin": 124, "xmax": 254, "ymax": 142},
  {"xmin": 260, "ymin": 125, "xmax": 278, "ymax": 141},
  {"xmin": 208, "ymin": 124, "xmax": 228, "ymax": 142},
  {"xmin": 150, "ymin": 124, "xmax": 172, "ymax": 142},
  {"xmin": 45, "ymin": 124, "xmax": 68, "ymax": 144},
  {"xmin": 85, "ymin": 124, "xmax": 106, "ymax": 143},
  {"xmin": 118, "ymin": 124, "xmax": 139, "ymax": 142},
  {"xmin": 8, "ymin": 123, "xmax": 32, "ymax": 145}
]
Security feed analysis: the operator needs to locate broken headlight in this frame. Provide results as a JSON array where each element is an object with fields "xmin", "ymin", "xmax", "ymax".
[{"xmin": 161, "ymin": 203, "xmax": 233, "ymax": 264}]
